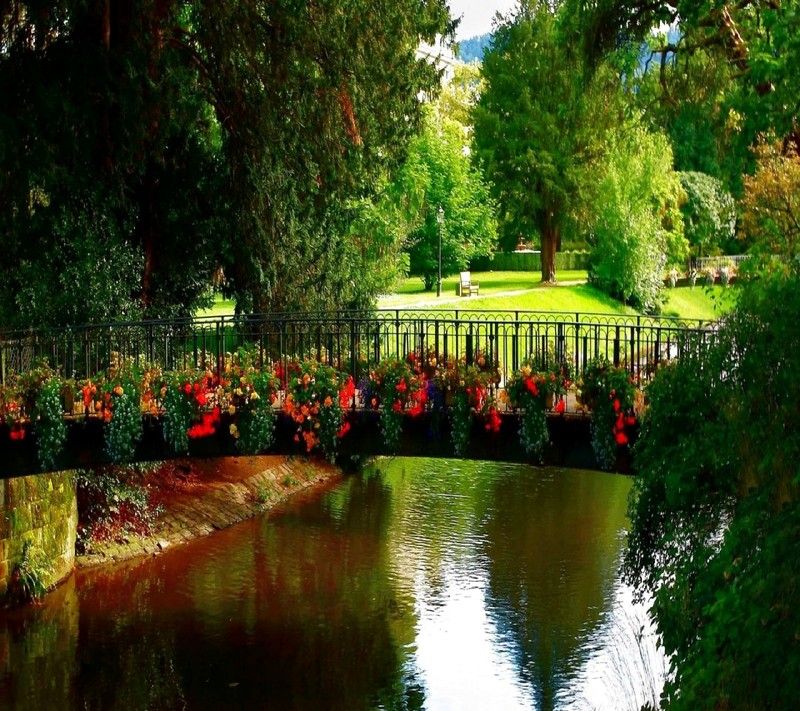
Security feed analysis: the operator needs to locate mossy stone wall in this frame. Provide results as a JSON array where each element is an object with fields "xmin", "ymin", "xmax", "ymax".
[{"xmin": 1, "ymin": 471, "xmax": 78, "ymax": 603}]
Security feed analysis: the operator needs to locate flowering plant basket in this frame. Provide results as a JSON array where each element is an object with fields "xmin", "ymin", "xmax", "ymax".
[
  {"xmin": 366, "ymin": 357, "xmax": 428, "ymax": 452},
  {"xmin": 434, "ymin": 358, "xmax": 500, "ymax": 456},
  {"xmin": 100, "ymin": 364, "xmax": 144, "ymax": 463},
  {"xmin": 504, "ymin": 359, "xmax": 572, "ymax": 461},
  {"xmin": 579, "ymin": 357, "xmax": 637, "ymax": 470},
  {"xmin": 159, "ymin": 370, "xmax": 219, "ymax": 455},
  {"xmin": 282, "ymin": 360, "xmax": 348, "ymax": 461}
]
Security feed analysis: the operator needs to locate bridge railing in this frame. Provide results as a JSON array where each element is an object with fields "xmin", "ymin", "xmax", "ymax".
[{"xmin": 0, "ymin": 310, "xmax": 717, "ymax": 387}]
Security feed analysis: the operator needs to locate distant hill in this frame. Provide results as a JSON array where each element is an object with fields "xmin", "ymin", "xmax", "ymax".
[{"xmin": 456, "ymin": 33, "xmax": 492, "ymax": 63}]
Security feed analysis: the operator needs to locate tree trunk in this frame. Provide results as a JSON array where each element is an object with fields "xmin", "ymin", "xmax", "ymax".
[{"xmin": 541, "ymin": 224, "xmax": 558, "ymax": 283}]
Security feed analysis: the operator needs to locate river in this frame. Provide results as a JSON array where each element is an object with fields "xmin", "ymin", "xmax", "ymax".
[{"xmin": 0, "ymin": 458, "xmax": 665, "ymax": 710}]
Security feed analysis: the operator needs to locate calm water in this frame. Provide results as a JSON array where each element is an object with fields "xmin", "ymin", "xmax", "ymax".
[{"xmin": 0, "ymin": 459, "xmax": 664, "ymax": 710}]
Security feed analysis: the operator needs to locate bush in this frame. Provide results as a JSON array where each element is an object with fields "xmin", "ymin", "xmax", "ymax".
[{"xmin": 625, "ymin": 275, "xmax": 800, "ymax": 709}]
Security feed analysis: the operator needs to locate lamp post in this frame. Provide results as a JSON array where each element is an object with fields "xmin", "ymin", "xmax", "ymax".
[{"xmin": 437, "ymin": 205, "xmax": 444, "ymax": 297}]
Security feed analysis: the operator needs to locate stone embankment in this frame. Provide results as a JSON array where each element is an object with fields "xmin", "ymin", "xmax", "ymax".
[{"xmin": 77, "ymin": 456, "xmax": 342, "ymax": 568}]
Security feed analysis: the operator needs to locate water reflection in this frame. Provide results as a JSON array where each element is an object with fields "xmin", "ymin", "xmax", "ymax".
[{"xmin": 0, "ymin": 459, "xmax": 663, "ymax": 710}]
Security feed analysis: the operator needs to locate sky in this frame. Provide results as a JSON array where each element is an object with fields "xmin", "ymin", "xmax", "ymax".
[{"xmin": 448, "ymin": 0, "xmax": 519, "ymax": 40}]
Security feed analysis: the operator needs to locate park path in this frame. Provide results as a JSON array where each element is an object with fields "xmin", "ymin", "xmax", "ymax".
[{"xmin": 378, "ymin": 279, "xmax": 588, "ymax": 310}]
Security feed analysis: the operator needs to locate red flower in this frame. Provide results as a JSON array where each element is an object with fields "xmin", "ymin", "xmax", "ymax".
[
  {"xmin": 337, "ymin": 421, "xmax": 351, "ymax": 438},
  {"xmin": 395, "ymin": 380, "xmax": 408, "ymax": 394},
  {"xmin": 339, "ymin": 376, "xmax": 356, "ymax": 408},
  {"xmin": 195, "ymin": 391, "xmax": 207, "ymax": 406},
  {"xmin": 613, "ymin": 399, "xmax": 621, "ymax": 412},
  {"xmin": 525, "ymin": 378, "xmax": 539, "ymax": 396},
  {"xmin": 485, "ymin": 408, "xmax": 502, "ymax": 433},
  {"xmin": 183, "ymin": 382, "xmax": 192, "ymax": 395},
  {"xmin": 615, "ymin": 431, "xmax": 629, "ymax": 446},
  {"xmin": 626, "ymin": 415, "xmax": 637, "ymax": 426},
  {"xmin": 393, "ymin": 400, "xmax": 402, "ymax": 413},
  {"xmin": 555, "ymin": 399, "xmax": 565, "ymax": 414}
]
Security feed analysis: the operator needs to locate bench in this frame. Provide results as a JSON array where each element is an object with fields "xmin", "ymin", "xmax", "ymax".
[{"xmin": 458, "ymin": 271, "xmax": 480, "ymax": 297}]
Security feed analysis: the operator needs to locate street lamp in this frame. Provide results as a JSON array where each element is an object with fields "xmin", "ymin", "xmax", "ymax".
[{"xmin": 437, "ymin": 205, "xmax": 444, "ymax": 297}]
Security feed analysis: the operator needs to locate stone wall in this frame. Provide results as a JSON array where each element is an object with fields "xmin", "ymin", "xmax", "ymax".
[{"xmin": 0, "ymin": 471, "xmax": 78, "ymax": 603}]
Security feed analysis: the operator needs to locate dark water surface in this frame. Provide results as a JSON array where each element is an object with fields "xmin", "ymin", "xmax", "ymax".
[{"xmin": 0, "ymin": 459, "xmax": 664, "ymax": 710}]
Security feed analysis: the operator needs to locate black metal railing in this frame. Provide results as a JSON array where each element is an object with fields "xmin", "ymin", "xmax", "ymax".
[{"xmin": 0, "ymin": 310, "xmax": 717, "ymax": 387}]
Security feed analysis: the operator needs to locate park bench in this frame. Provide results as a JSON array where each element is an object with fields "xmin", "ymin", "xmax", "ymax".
[{"xmin": 458, "ymin": 271, "xmax": 480, "ymax": 297}]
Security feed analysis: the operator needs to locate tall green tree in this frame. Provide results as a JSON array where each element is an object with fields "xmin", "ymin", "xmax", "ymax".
[
  {"xmin": 398, "ymin": 107, "xmax": 498, "ymax": 290},
  {"xmin": 586, "ymin": 125, "xmax": 687, "ymax": 312},
  {"xmin": 0, "ymin": 1, "xmax": 454, "ymax": 326},
  {"xmin": 473, "ymin": 1, "xmax": 595, "ymax": 282},
  {"xmin": 679, "ymin": 171, "xmax": 737, "ymax": 259}
]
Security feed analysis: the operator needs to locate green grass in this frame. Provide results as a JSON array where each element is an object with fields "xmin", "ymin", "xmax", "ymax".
[
  {"xmin": 195, "ymin": 271, "xmax": 738, "ymax": 322},
  {"xmin": 661, "ymin": 284, "xmax": 738, "ymax": 321},
  {"xmin": 196, "ymin": 295, "xmax": 236, "ymax": 318},
  {"xmin": 378, "ymin": 270, "xmax": 589, "ymax": 308}
]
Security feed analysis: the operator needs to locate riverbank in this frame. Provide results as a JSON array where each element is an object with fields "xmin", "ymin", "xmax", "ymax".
[{"xmin": 76, "ymin": 455, "xmax": 342, "ymax": 568}]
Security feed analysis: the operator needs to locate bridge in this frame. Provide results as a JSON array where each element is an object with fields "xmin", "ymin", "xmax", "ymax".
[{"xmin": 0, "ymin": 309, "xmax": 715, "ymax": 477}]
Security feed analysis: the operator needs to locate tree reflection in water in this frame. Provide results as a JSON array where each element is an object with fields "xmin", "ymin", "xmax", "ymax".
[{"xmin": 0, "ymin": 459, "xmax": 657, "ymax": 711}]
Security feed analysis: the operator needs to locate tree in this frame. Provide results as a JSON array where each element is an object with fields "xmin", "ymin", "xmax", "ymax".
[
  {"xmin": 679, "ymin": 172, "xmax": 737, "ymax": 259},
  {"xmin": 0, "ymin": 1, "xmax": 454, "ymax": 326},
  {"xmin": 600, "ymin": 2, "xmax": 800, "ymax": 188},
  {"xmin": 437, "ymin": 61, "xmax": 484, "ymax": 128},
  {"xmin": 473, "ymin": 2, "xmax": 591, "ymax": 282},
  {"xmin": 586, "ymin": 125, "xmax": 687, "ymax": 312},
  {"xmin": 397, "ymin": 108, "xmax": 497, "ymax": 290},
  {"xmin": 625, "ymin": 273, "xmax": 800, "ymax": 709},
  {"xmin": 740, "ymin": 138, "xmax": 800, "ymax": 268}
]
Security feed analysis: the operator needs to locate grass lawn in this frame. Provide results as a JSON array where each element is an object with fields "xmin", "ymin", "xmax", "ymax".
[
  {"xmin": 196, "ymin": 296, "xmax": 237, "ymax": 318},
  {"xmin": 196, "ymin": 271, "xmax": 738, "ymax": 322},
  {"xmin": 661, "ymin": 284, "xmax": 738, "ymax": 321},
  {"xmin": 378, "ymin": 270, "xmax": 590, "ymax": 309}
]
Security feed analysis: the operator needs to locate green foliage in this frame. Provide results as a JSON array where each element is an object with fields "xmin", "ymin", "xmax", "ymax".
[
  {"xmin": 398, "ymin": 107, "xmax": 498, "ymax": 290},
  {"xmin": 625, "ymin": 275, "xmax": 800, "ymax": 709},
  {"xmin": 0, "ymin": 1, "xmax": 454, "ymax": 325},
  {"xmin": 13, "ymin": 541, "xmax": 52, "ymax": 602},
  {"xmin": 587, "ymin": 126, "xmax": 687, "ymax": 312},
  {"xmin": 579, "ymin": 358, "xmax": 637, "ymax": 471},
  {"xmin": 679, "ymin": 171, "xmax": 737, "ymax": 257},
  {"xmin": 161, "ymin": 378, "xmax": 196, "ymax": 456},
  {"xmin": 34, "ymin": 377, "xmax": 68, "ymax": 472},
  {"xmin": 235, "ymin": 371, "xmax": 279, "ymax": 455},
  {"xmin": 104, "ymin": 376, "xmax": 143, "ymax": 464},
  {"xmin": 473, "ymin": 4, "xmax": 589, "ymax": 279},
  {"xmin": 739, "ymin": 139, "xmax": 800, "ymax": 272}
]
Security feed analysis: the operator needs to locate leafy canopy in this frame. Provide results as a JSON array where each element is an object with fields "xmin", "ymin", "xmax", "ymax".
[
  {"xmin": 398, "ymin": 107, "xmax": 498, "ymax": 290},
  {"xmin": 587, "ymin": 125, "xmax": 687, "ymax": 312},
  {"xmin": 473, "ymin": 1, "xmax": 593, "ymax": 281},
  {"xmin": 0, "ymin": 0, "xmax": 454, "ymax": 325},
  {"xmin": 626, "ymin": 273, "xmax": 800, "ymax": 709}
]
